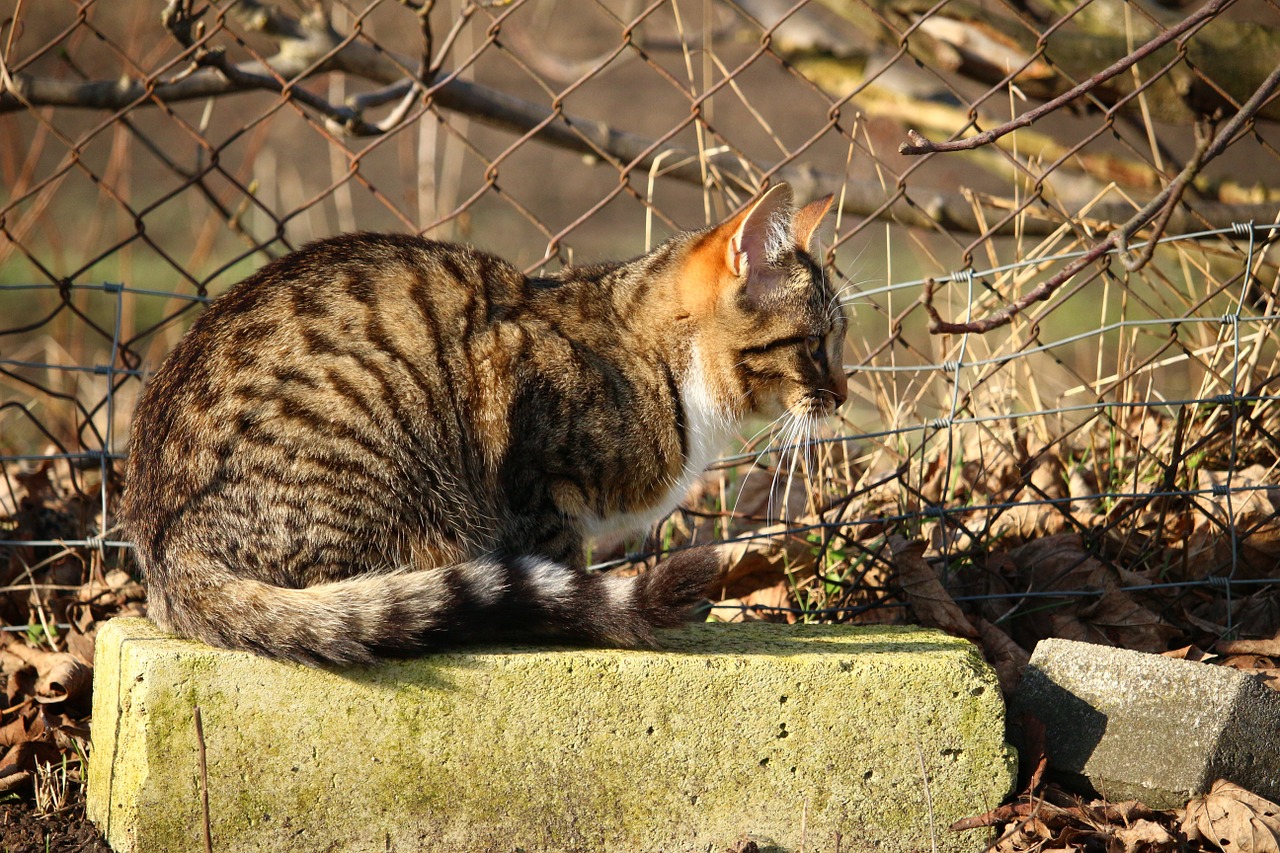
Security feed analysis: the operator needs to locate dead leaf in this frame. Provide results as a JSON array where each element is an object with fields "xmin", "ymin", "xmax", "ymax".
[
  {"xmin": 994, "ymin": 815, "xmax": 1054, "ymax": 852},
  {"xmin": 738, "ymin": 579, "xmax": 797, "ymax": 623},
  {"xmin": 0, "ymin": 713, "xmax": 35, "ymax": 748},
  {"xmin": 988, "ymin": 503, "xmax": 1071, "ymax": 541},
  {"xmin": 716, "ymin": 522, "xmax": 814, "ymax": 597},
  {"xmin": 889, "ymin": 536, "xmax": 978, "ymax": 640},
  {"xmin": 2, "ymin": 642, "xmax": 92, "ymax": 705},
  {"xmin": 1195, "ymin": 467, "xmax": 1280, "ymax": 578},
  {"xmin": 976, "ymin": 617, "xmax": 1030, "ymax": 696},
  {"xmin": 1219, "ymin": 638, "xmax": 1280, "ymax": 658},
  {"xmin": 0, "ymin": 740, "xmax": 60, "ymax": 794},
  {"xmin": 1182, "ymin": 780, "xmax": 1280, "ymax": 853},
  {"xmin": 1164, "ymin": 645, "xmax": 1211, "ymax": 662},
  {"xmin": 1079, "ymin": 587, "xmax": 1181, "ymax": 653},
  {"xmin": 732, "ymin": 469, "xmax": 811, "ymax": 524},
  {"xmin": 0, "ymin": 770, "xmax": 32, "ymax": 795},
  {"xmin": 998, "ymin": 534, "xmax": 1179, "ymax": 652},
  {"xmin": 1219, "ymin": 654, "xmax": 1277, "ymax": 672},
  {"xmin": 707, "ymin": 598, "xmax": 765, "ymax": 623},
  {"xmin": 64, "ymin": 626, "xmax": 96, "ymax": 667},
  {"xmin": 1109, "ymin": 818, "xmax": 1174, "ymax": 852}
]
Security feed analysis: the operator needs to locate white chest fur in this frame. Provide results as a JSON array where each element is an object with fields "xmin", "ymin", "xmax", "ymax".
[{"xmin": 584, "ymin": 347, "xmax": 733, "ymax": 539}]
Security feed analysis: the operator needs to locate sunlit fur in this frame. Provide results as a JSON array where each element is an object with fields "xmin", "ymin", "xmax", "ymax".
[{"xmin": 121, "ymin": 183, "xmax": 848, "ymax": 666}]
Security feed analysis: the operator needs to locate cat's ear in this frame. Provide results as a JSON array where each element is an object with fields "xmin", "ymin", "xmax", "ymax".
[
  {"xmin": 724, "ymin": 183, "xmax": 794, "ymax": 280},
  {"xmin": 792, "ymin": 194, "xmax": 834, "ymax": 252}
]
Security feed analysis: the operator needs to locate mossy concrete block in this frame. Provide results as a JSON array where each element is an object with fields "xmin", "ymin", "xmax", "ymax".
[
  {"xmin": 1012, "ymin": 638, "xmax": 1280, "ymax": 809},
  {"xmin": 88, "ymin": 617, "xmax": 1013, "ymax": 852}
]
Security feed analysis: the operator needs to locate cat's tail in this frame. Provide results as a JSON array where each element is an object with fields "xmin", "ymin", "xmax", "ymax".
[{"xmin": 145, "ymin": 547, "xmax": 722, "ymax": 667}]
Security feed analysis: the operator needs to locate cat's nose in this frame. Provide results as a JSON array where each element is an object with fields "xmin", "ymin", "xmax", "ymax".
[{"xmin": 828, "ymin": 370, "xmax": 848, "ymax": 409}]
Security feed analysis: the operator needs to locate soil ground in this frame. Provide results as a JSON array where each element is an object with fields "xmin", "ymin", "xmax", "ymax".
[{"xmin": 1, "ymin": 792, "xmax": 109, "ymax": 853}]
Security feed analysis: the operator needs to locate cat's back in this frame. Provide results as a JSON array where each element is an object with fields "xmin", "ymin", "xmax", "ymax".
[
  {"xmin": 144, "ymin": 233, "xmax": 526, "ymax": 396},
  {"xmin": 194, "ymin": 232, "xmax": 524, "ymax": 340},
  {"xmin": 123, "ymin": 234, "xmax": 526, "ymax": 557}
]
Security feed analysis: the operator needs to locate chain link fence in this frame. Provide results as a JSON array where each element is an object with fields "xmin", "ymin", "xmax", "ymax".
[{"xmin": 1, "ymin": 0, "xmax": 1279, "ymax": 667}]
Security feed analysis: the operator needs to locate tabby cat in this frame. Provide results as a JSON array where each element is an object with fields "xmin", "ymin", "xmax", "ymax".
[{"xmin": 121, "ymin": 183, "xmax": 848, "ymax": 666}]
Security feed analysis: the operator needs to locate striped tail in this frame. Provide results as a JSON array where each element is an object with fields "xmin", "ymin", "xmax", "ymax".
[{"xmin": 145, "ymin": 547, "xmax": 721, "ymax": 667}]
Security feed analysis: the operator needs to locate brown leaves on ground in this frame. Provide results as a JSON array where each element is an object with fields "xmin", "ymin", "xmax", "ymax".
[
  {"xmin": 0, "ymin": 636, "xmax": 92, "ymax": 800},
  {"xmin": 0, "ymin": 456, "xmax": 143, "ymax": 809},
  {"xmin": 660, "ymin": 405, "xmax": 1279, "ymax": 693},
  {"xmin": 0, "ymin": 640, "xmax": 91, "ymax": 706},
  {"xmin": 877, "ymin": 527, "xmax": 1280, "ymax": 698},
  {"xmin": 962, "ymin": 781, "xmax": 1280, "ymax": 853},
  {"xmin": 1191, "ymin": 466, "xmax": 1280, "ymax": 580},
  {"xmin": 889, "ymin": 535, "xmax": 978, "ymax": 640},
  {"xmin": 1183, "ymin": 781, "xmax": 1280, "ymax": 853}
]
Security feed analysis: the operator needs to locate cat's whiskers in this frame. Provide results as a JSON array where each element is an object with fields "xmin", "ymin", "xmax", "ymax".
[
  {"xmin": 729, "ymin": 408, "xmax": 793, "ymax": 521},
  {"xmin": 765, "ymin": 416, "xmax": 791, "ymax": 522},
  {"xmin": 768, "ymin": 409, "xmax": 809, "ymax": 523},
  {"xmin": 782, "ymin": 410, "xmax": 819, "ymax": 522},
  {"xmin": 830, "ymin": 277, "xmax": 874, "ymax": 318}
]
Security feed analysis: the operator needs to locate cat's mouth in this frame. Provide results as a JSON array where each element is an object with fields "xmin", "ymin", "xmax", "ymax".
[{"xmin": 791, "ymin": 391, "xmax": 844, "ymax": 419}]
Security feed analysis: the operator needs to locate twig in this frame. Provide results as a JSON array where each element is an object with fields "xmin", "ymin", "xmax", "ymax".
[
  {"xmin": 194, "ymin": 706, "xmax": 213, "ymax": 853},
  {"xmin": 898, "ymin": 0, "xmax": 1236, "ymax": 155},
  {"xmin": 923, "ymin": 60, "xmax": 1280, "ymax": 335},
  {"xmin": 1115, "ymin": 128, "xmax": 1212, "ymax": 272}
]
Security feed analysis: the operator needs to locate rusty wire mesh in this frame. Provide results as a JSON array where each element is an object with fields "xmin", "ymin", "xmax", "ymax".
[{"xmin": 1, "ymin": 0, "xmax": 1279, "ymax": 657}]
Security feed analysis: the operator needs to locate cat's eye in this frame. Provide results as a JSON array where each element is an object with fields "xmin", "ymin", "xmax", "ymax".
[{"xmin": 807, "ymin": 335, "xmax": 825, "ymax": 361}]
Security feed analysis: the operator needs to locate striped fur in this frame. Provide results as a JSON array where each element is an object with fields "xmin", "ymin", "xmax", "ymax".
[{"xmin": 122, "ymin": 183, "xmax": 848, "ymax": 666}]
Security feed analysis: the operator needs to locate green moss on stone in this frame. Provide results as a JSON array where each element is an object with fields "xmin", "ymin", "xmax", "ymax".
[{"xmin": 90, "ymin": 618, "xmax": 1013, "ymax": 852}]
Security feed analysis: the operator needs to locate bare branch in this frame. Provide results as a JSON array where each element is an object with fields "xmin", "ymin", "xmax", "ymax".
[
  {"xmin": 813, "ymin": 0, "xmax": 1280, "ymax": 125},
  {"xmin": 898, "ymin": 0, "xmax": 1235, "ymax": 155},
  {"xmin": 1, "ymin": 0, "xmax": 1276, "ymax": 238},
  {"xmin": 923, "ymin": 60, "xmax": 1280, "ymax": 335}
]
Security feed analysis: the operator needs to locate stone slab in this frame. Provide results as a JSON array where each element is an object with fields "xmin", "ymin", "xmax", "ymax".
[
  {"xmin": 88, "ymin": 618, "xmax": 1014, "ymax": 852},
  {"xmin": 1012, "ymin": 638, "xmax": 1280, "ymax": 809}
]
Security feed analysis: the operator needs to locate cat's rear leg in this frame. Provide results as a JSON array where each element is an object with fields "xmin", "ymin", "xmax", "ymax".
[{"xmin": 514, "ymin": 546, "xmax": 721, "ymax": 647}]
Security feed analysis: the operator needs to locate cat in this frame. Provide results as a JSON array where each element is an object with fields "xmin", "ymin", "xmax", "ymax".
[{"xmin": 120, "ymin": 183, "xmax": 849, "ymax": 666}]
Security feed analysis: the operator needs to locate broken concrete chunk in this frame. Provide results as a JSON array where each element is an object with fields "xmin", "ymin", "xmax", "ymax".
[{"xmin": 1013, "ymin": 638, "xmax": 1280, "ymax": 809}]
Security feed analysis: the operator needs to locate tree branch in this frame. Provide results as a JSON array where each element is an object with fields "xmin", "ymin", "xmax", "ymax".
[
  {"xmin": 922, "ymin": 60, "xmax": 1280, "ymax": 335},
  {"xmin": 1, "ymin": 0, "xmax": 1275, "ymax": 238},
  {"xmin": 897, "ymin": 0, "xmax": 1234, "ymax": 155},
  {"xmin": 813, "ymin": 0, "xmax": 1280, "ymax": 125}
]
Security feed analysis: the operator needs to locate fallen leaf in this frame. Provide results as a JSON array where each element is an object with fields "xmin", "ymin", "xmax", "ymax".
[
  {"xmin": 732, "ymin": 468, "xmax": 811, "ymax": 523},
  {"xmin": 889, "ymin": 536, "xmax": 978, "ymax": 640},
  {"xmin": 1182, "ymin": 780, "xmax": 1280, "ymax": 853},
  {"xmin": 1079, "ymin": 587, "xmax": 1181, "ymax": 652},
  {"xmin": 1195, "ymin": 467, "xmax": 1280, "ymax": 579},
  {"xmin": 1163, "ymin": 645, "xmax": 1211, "ymax": 662},
  {"xmin": 1110, "ymin": 818, "xmax": 1174, "ymax": 852},
  {"xmin": 738, "ymin": 579, "xmax": 797, "ymax": 623},
  {"xmin": 998, "ymin": 534, "xmax": 1178, "ymax": 652},
  {"xmin": 994, "ymin": 815, "xmax": 1054, "ymax": 852},
  {"xmin": 1219, "ymin": 638, "xmax": 1280, "ymax": 658},
  {"xmin": 1218, "ymin": 654, "xmax": 1278, "ymax": 672},
  {"xmin": 0, "ymin": 713, "xmax": 34, "ymax": 748},
  {"xmin": 1099, "ymin": 801, "xmax": 1161, "ymax": 824},
  {"xmin": 0, "ymin": 740, "xmax": 60, "ymax": 794},
  {"xmin": 977, "ymin": 617, "xmax": 1030, "ymax": 696},
  {"xmin": 716, "ymin": 522, "xmax": 814, "ymax": 597},
  {"xmin": 2, "ymin": 642, "xmax": 92, "ymax": 706}
]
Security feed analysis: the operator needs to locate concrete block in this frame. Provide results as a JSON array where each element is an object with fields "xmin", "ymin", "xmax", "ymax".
[
  {"xmin": 88, "ymin": 618, "xmax": 1014, "ymax": 853},
  {"xmin": 1012, "ymin": 638, "xmax": 1280, "ymax": 809}
]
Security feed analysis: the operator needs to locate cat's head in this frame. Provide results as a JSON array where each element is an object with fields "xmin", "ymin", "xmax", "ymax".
[{"xmin": 678, "ymin": 183, "xmax": 849, "ymax": 423}]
